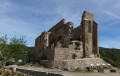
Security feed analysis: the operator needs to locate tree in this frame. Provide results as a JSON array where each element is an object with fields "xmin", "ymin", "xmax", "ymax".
[
  {"xmin": 9, "ymin": 36, "xmax": 27, "ymax": 62},
  {"xmin": 0, "ymin": 35, "xmax": 8, "ymax": 68},
  {"xmin": 0, "ymin": 35, "xmax": 27, "ymax": 68},
  {"xmin": 25, "ymin": 46, "xmax": 35, "ymax": 63}
]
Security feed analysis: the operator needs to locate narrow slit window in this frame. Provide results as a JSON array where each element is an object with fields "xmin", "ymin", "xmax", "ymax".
[{"xmin": 89, "ymin": 21, "xmax": 92, "ymax": 33}]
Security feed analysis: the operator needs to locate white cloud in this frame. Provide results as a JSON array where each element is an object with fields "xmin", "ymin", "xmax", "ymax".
[
  {"xmin": 104, "ymin": 21, "xmax": 120, "ymax": 27},
  {"xmin": 0, "ymin": 0, "xmax": 13, "ymax": 13},
  {"xmin": 0, "ymin": 0, "xmax": 11, "ymax": 8},
  {"xmin": 104, "ymin": 10, "xmax": 120, "ymax": 19},
  {"xmin": 0, "ymin": 15, "xmax": 38, "ymax": 38}
]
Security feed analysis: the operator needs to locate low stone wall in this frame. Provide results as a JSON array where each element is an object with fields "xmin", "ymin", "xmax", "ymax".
[
  {"xmin": 40, "ymin": 58, "xmax": 105, "ymax": 69},
  {"xmin": 16, "ymin": 68, "xmax": 63, "ymax": 76}
]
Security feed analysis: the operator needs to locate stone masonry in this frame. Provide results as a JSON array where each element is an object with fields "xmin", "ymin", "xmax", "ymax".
[{"xmin": 34, "ymin": 11, "xmax": 101, "ymax": 69}]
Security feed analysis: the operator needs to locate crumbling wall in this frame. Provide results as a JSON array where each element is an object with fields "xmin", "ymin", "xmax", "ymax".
[
  {"xmin": 35, "ymin": 32, "xmax": 51, "ymax": 60},
  {"xmin": 54, "ymin": 41, "xmax": 83, "ymax": 60},
  {"xmin": 49, "ymin": 20, "xmax": 73, "ymax": 48},
  {"xmin": 35, "ymin": 11, "xmax": 100, "ymax": 66},
  {"xmin": 49, "ymin": 19, "xmax": 66, "ymax": 32},
  {"xmin": 73, "ymin": 26, "xmax": 82, "ymax": 40}
]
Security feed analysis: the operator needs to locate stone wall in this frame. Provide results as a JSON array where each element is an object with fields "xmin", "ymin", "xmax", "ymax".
[
  {"xmin": 73, "ymin": 26, "xmax": 82, "ymax": 40},
  {"xmin": 93, "ymin": 21, "xmax": 99, "ymax": 57},
  {"xmin": 40, "ymin": 58, "xmax": 105, "ymax": 69},
  {"xmin": 81, "ymin": 11, "xmax": 99, "ymax": 58},
  {"xmin": 54, "ymin": 43, "xmax": 83, "ymax": 60},
  {"xmin": 49, "ymin": 21, "xmax": 73, "ymax": 48},
  {"xmin": 16, "ymin": 68, "xmax": 63, "ymax": 76},
  {"xmin": 35, "ymin": 32, "xmax": 51, "ymax": 59},
  {"xmin": 81, "ymin": 20, "xmax": 93, "ymax": 58},
  {"xmin": 49, "ymin": 19, "xmax": 66, "ymax": 32},
  {"xmin": 35, "ymin": 11, "xmax": 100, "ymax": 69}
]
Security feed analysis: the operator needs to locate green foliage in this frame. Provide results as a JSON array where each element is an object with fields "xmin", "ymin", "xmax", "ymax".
[
  {"xmin": 25, "ymin": 46, "xmax": 35, "ymax": 55},
  {"xmin": 72, "ymin": 54, "xmax": 77, "ymax": 59},
  {"xmin": 14, "ymin": 73, "xmax": 24, "ymax": 76},
  {"xmin": 0, "ymin": 35, "xmax": 8, "ymax": 59},
  {"xmin": 75, "ymin": 42, "xmax": 80, "ymax": 50},
  {"xmin": 12, "ymin": 71, "xmax": 17, "ymax": 75},
  {"xmin": 38, "ymin": 53, "xmax": 47, "ymax": 60},
  {"xmin": 3, "ymin": 70, "xmax": 10, "ymax": 76},
  {"xmin": 0, "ymin": 70, "xmax": 2, "ymax": 75},
  {"xmin": 100, "ymin": 47, "xmax": 120, "ymax": 68},
  {"xmin": 6, "ymin": 59, "xmax": 15, "ymax": 66},
  {"xmin": 9, "ymin": 36, "xmax": 27, "ymax": 62},
  {"xmin": 0, "ymin": 35, "xmax": 27, "ymax": 67},
  {"xmin": 25, "ymin": 46, "xmax": 35, "ymax": 62}
]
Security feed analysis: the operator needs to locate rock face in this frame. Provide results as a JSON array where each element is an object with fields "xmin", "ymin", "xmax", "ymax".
[{"xmin": 34, "ymin": 11, "xmax": 100, "ymax": 69}]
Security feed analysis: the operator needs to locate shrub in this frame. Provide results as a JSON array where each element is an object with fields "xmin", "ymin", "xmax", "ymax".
[
  {"xmin": 0, "ymin": 70, "xmax": 2, "ymax": 75},
  {"xmin": 72, "ymin": 54, "xmax": 77, "ymax": 59},
  {"xmin": 3, "ymin": 70, "xmax": 11, "ymax": 76},
  {"xmin": 6, "ymin": 59, "xmax": 15, "ymax": 66},
  {"xmin": 38, "ymin": 53, "xmax": 47, "ymax": 60},
  {"xmin": 12, "ymin": 71, "xmax": 17, "ymax": 75},
  {"xmin": 75, "ymin": 42, "xmax": 80, "ymax": 50},
  {"xmin": 14, "ymin": 73, "xmax": 24, "ymax": 76}
]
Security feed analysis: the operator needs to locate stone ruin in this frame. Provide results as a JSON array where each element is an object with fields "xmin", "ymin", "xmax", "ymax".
[{"xmin": 34, "ymin": 11, "xmax": 104, "ymax": 69}]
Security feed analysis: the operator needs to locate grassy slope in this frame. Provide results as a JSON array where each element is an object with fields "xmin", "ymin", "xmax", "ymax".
[{"xmin": 99, "ymin": 47, "xmax": 120, "ymax": 68}]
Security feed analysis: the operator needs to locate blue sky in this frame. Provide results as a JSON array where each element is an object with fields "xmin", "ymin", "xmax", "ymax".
[{"xmin": 0, "ymin": 0, "xmax": 120, "ymax": 48}]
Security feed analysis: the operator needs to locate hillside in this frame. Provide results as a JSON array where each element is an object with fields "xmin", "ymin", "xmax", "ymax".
[{"xmin": 99, "ymin": 47, "xmax": 120, "ymax": 68}]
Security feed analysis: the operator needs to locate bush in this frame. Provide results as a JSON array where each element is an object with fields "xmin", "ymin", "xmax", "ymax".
[
  {"xmin": 75, "ymin": 42, "xmax": 80, "ymax": 50},
  {"xmin": 14, "ymin": 73, "xmax": 24, "ymax": 76},
  {"xmin": 0, "ymin": 70, "xmax": 2, "ymax": 75},
  {"xmin": 38, "ymin": 53, "xmax": 47, "ymax": 60},
  {"xmin": 17, "ymin": 62, "xmax": 25, "ymax": 66},
  {"xmin": 12, "ymin": 71, "xmax": 17, "ymax": 75},
  {"xmin": 3, "ymin": 70, "xmax": 10, "ymax": 76},
  {"xmin": 6, "ymin": 59, "xmax": 15, "ymax": 66},
  {"xmin": 72, "ymin": 54, "xmax": 77, "ymax": 59}
]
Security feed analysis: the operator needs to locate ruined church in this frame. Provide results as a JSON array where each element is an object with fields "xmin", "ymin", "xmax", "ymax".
[{"xmin": 35, "ymin": 11, "xmax": 103, "ymax": 69}]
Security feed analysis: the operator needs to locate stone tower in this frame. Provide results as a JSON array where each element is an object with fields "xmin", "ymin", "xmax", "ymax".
[{"xmin": 81, "ymin": 11, "xmax": 99, "ymax": 58}]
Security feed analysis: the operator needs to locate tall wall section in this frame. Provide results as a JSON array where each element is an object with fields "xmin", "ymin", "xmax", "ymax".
[
  {"xmin": 93, "ymin": 21, "xmax": 99, "ymax": 57},
  {"xmin": 49, "ymin": 19, "xmax": 73, "ymax": 48},
  {"xmin": 35, "ymin": 32, "xmax": 52, "ymax": 60},
  {"xmin": 81, "ymin": 11, "xmax": 99, "ymax": 58}
]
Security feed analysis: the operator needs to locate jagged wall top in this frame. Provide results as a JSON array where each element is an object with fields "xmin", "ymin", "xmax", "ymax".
[
  {"xmin": 48, "ymin": 19, "xmax": 66, "ymax": 32},
  {"xmin": 82, "ymin": 11, "xmax": 94, "ymax": 21}
]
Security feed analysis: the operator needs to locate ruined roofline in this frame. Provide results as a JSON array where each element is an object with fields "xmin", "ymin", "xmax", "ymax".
[
  {"xmin": 36, "ymin": 11, "xmax": 95, "ymax": 40},
  {"xmin": 48, "ymin": 19, "xmax": 66, "ymax": 32},
  {"xmin": 36, "ymin": 31, "xmax": 51, "ymax": 39},
  {"xmin": 35, "ymin": 32, "xmax": 44, "ymax": 40},
  {"xmin": 82, "ymin": 11, "xmax": 95, "ymax": 21},
  {"xmin": 35, "ymin": 31, "xmax": 47, "ymax": 40}
]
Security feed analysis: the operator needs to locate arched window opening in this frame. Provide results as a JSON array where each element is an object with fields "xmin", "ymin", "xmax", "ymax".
[
  {"xmin": 57, "ymin": 36, "xmax": 63, "ymax": 47},
  {"xmin": 50, "ymin": 39, "xmax": 55, "ymax": 49}
]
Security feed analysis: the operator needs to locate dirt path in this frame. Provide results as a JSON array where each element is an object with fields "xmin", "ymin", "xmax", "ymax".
[{"xmin": 9, "ymin": 65, "xmax": 120, "ymax": 76}]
